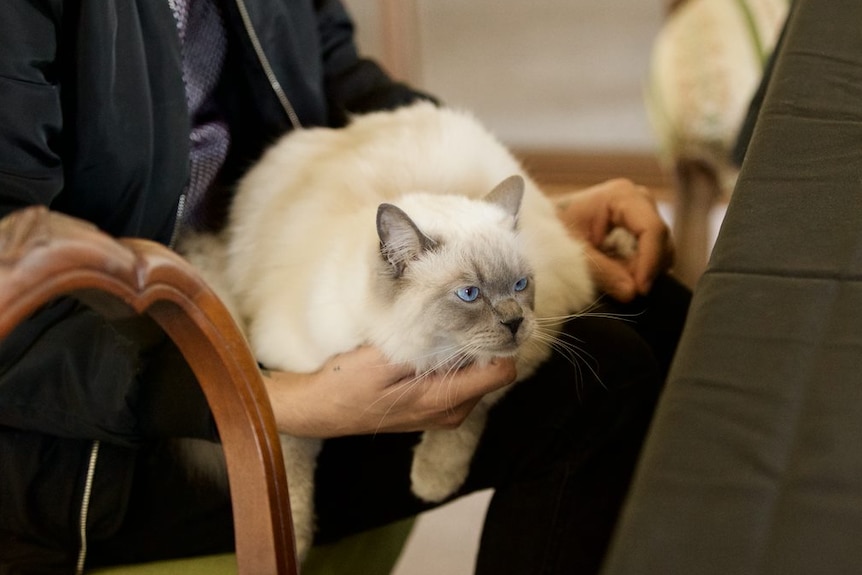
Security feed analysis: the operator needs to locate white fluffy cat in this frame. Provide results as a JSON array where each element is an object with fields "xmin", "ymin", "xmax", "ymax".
[{"xmin": 180, "ymin": 102, "xmax": 596, "ymax": 559}]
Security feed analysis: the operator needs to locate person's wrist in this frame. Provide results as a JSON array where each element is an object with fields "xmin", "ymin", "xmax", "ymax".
[{"xmin": 261, "ymin": 369, "xmax": 333, "ymax": 438}]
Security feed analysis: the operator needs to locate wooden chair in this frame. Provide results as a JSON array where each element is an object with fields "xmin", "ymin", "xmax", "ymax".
[{"xmin": 0, "ymin": 206, "xmax": 299, "ymax": 574}]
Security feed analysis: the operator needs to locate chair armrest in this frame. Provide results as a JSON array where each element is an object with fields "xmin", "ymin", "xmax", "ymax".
[{"xmin": 0, "ymin": 206, "xmax": 298, "ymax": 575}]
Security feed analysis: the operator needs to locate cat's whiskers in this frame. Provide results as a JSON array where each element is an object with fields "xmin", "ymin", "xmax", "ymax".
[
  {"xmin": 404, "ymin": 343, "xmax": 479, "ymax": 413},
  {"xmin": 368, "ymin": 372, "xmax": 435, "ymax": 435},
  {"xmin": 528, "ymin": 325, "xmax": 605, "ymax": 396},
  {"xmin": 438, "ymin": 344, "xmax": 484, "ymax": 413},
  {"xmin": 360, "ymin": 362, "xmax": 440, "ymax": 434},
  {"xmin": 366, "ymin": 344, "xmax": 476, "ymax": 433},
  {"xmin": 437, "ymin": 357, "xmax": 467, "ymax": 415},
  {"xmin": 535, "ymin": 302, "xmax": 642, "ymax": 325},
  {"xmin": 530, "ymin": 303, "xmax": 643, "ymax": 394}
]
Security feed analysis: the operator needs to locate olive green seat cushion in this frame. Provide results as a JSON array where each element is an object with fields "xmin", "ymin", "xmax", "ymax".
[{"xmin": 89, "ymin": 517, "xmax": 415, "ymax": 575}]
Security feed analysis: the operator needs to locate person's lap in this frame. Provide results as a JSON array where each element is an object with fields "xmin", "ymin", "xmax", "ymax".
[{"xmin": 82, "ymin": 275, "xmax": 689, "ymax": 571}]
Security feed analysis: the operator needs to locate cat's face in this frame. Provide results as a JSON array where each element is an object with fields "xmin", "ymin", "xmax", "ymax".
[
  {"xmin": 376, "ymin": 229, "xmax": 536, "ymax": 372},
  {"xmin": 374, "ymin": 176, "xmax": 536, "ymax": 372},
  {"xmin": 425, "ymin": 247, "xmax": 536, "ymax": 362}
]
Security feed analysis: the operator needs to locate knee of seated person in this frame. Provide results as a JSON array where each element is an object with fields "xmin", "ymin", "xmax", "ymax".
[{"xmin": 560, "ymin": 314, "xmax": 662, "ymax": 397}]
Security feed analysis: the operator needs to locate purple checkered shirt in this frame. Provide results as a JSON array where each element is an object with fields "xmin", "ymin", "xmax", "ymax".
[{"xmin": 168, "ymin": 0, "xmax": 231, "ymax": 231}]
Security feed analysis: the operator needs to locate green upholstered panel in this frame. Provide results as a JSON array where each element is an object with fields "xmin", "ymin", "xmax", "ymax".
[
  {"xmin": 89, "ymin": 554, "xmax": 236, "ymax": 575},
  {"xmin": 301, "ymin": 517, "xmax": 415, "ymax": 575},
  {"xmin": 89, "ymin": 517, "xmax": 415, "ymax": 575}
]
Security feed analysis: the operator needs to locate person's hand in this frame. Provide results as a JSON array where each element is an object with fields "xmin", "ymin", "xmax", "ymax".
[
  {"xmin": 261, "ymin": 346, "xmax": 517, "ymax": 438},
  {"xmin": 554, "ymin": 178, "xmax": 674, "ymax": 302}
]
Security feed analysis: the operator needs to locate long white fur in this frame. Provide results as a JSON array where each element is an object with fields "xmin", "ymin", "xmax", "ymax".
[{"xmin": 180, "ymin": 102, "xmax": 595, "ymax": 559}]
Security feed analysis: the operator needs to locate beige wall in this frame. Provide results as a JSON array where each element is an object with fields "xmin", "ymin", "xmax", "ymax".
[{"xmin": 342, "ymin": 0, "xmax": 664, "ymax": 152}]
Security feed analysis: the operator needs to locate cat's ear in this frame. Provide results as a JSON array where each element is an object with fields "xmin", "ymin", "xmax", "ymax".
[
  {"xmin": 377, "ymin": 203, "xmax": 437, "ymax": 277},
  {"xmin": 484, "ymin": 175, "xmax": 524, "ymax": 227}
]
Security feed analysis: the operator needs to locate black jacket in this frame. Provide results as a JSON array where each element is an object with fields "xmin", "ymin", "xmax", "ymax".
[{"xmin": 0, "ymin": 0, "xmax": 428, "ymax": 567}]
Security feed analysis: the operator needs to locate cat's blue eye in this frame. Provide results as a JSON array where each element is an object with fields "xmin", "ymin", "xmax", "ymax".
[
  {"xmin": 513, "ymin": 277, "xmax": 529, "ymax": 292},
  {"xmin": 456, "ymin": 286, "xmax": 480, "ymax": 302}
]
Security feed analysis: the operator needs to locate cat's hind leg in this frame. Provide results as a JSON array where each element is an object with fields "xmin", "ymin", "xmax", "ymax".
[{"xmin": 279, "ymin": 435, "xmax": 323, "ymax": 561}]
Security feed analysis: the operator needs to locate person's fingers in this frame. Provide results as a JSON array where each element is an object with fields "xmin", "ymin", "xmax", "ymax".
[
  {"xmin": 605, "ymin": 183, "xmax": 674, "ymax": 294},
  {"xmin": 583, "ymin": 244, "xmax": 638, "ymax": 302},
  {"xmin": 401, "ymin": 357, "xmax": 517, "ymax": 413},
  {"xmin": 629, "ymin": 224, "xmax": 674, "ymax": 294},
  {"xmin": 344, "ymin": 352, "xmax": 517, "ymax": 433}
]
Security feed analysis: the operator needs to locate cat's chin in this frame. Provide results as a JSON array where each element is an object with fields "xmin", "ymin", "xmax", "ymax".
[{"xmin": 471, "ymin": 349, "xmax": 519, "ymax": 367}]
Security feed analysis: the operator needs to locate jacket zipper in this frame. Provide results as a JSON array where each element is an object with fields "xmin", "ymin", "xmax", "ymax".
[
  {"xmin": 75, "ymin": 440, "xmax": 101, "ymax": 575},
  {"xmin": 234, "ymin": 0, "xmax": 303, "ymax": 130}
]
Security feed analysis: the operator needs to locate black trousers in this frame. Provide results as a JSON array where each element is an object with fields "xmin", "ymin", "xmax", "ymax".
[
  {"xmin": 79, "ymin": 274, "xmax": 689, "ymax": 574},
  {"xmin": 313, "ymin": 274, "xmax": 691, "ymax": 574}
]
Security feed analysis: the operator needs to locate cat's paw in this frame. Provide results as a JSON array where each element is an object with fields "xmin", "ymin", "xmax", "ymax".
[
  {"xmin": 410, "ymin": 432, "xmax": 472, "ymax": 502},
  {"xmin": 410, "ymin": 453, "xmax": 468, "ymax": 503},
  {"xmin": 601, "ymin": 227, "xmax": 638, "ymax": 260}
]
